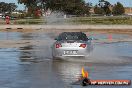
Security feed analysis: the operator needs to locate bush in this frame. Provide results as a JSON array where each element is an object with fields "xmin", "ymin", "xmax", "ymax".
[{"xmin": 112, "ymin": 2, "xmax": 125, "ymax": 15}]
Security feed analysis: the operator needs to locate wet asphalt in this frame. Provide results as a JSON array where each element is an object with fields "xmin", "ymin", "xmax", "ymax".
[{"xmin": 0, "ymin": 32, "xmax": 132, "ymax": 88}]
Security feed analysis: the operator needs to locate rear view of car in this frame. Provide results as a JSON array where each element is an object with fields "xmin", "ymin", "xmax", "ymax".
[{"xmin": 52, "ymin": 32, "xmax": 93, "ymax": 59}]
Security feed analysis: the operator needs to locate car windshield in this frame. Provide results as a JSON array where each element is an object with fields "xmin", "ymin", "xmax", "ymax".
[{"xmin": 57, "ymin": 32, "xmax": 88, "ymax": 41}]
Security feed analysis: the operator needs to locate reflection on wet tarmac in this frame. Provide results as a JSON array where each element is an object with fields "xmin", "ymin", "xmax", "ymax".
[{"xmin": 0, "ymin": 32, "xmax": 132, "ymax": 88}]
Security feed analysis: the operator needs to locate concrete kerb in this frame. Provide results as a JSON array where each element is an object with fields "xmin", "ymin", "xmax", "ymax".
[{"xmin": 0, "ymin": 25, "xmax": 132, "ymax": 30}]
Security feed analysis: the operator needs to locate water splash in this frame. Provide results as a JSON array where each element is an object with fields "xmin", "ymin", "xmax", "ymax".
[{"xmin": 45, "ymin": 11, "xmax": 68, "ymax": 25}]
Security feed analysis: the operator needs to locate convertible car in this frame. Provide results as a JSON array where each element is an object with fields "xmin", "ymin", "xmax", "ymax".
[{"xmin": 52, "ymin": 32, "xmax": 93, "ymax": 59}]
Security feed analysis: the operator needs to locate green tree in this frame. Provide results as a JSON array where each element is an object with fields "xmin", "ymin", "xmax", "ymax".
[
  {"xmin": 98, "ymin": 0, "xmax": 111, "ymax": 15},
  {"xmin": 8, "ymin": 3, "xmax": 17, "ymax": 13},
  {"xmin": 18, "ymin": 0, "xmax": 43, "ymax": 17},
  {"xmin": 46, "ymin": 0, "xmax": 90, "ymax": 15},
  {"xmin": 0, "ymin": 2, "xmax": 17, "ymax": 13},
  {"xmin": 112, "ymin": 2, "xmax": 125, "ymax": 15},
  {"xmin": 94, "ymin": 5, "xmax": 104, "ymax": 14},
  {"xmin": 104, "ymin": 5, "xmax": 111, "ymax": 15},
  {"xmin": 18, "ymin": 0, "xmax": 90, "ymax": 16}
]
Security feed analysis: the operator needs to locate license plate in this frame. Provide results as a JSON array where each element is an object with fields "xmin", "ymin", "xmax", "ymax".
[{"xmin": 64, "ymin": 50, "xmax": 77, "ymax": 55}]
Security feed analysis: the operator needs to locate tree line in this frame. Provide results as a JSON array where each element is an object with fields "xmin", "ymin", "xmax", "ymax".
[
  {"xmin": 18, "ymin": 0, "xmax": 91, "ymax": 17},
  {"xmin": 0, "ymin": 0, "xmax": 125, "ymax": 17},
  {"xmin": 94, "ymin": 1, "xmax": 125, "ymax": 16},
  {"xmin": 0, "ymin": 2, "xmax": 17, "ymax": 13}
]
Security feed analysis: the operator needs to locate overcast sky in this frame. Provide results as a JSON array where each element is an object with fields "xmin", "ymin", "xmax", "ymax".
[{"xmin": 0, "ymin": 0, "xmax": 132, "ymax": 10}]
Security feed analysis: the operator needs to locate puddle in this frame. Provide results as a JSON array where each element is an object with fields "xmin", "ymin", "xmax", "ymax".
[
  {"xmin": 0, "ymin": 32, "xmax": 22, "ymax": 40},
  {"xmin": 0, "ymin": 31, "xmax": 132, "ymax": 88}
]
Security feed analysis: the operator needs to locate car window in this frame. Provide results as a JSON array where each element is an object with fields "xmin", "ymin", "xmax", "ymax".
[{"xmin": 58, "ymin": 32, "xmax": 88, "ymax": 41}]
